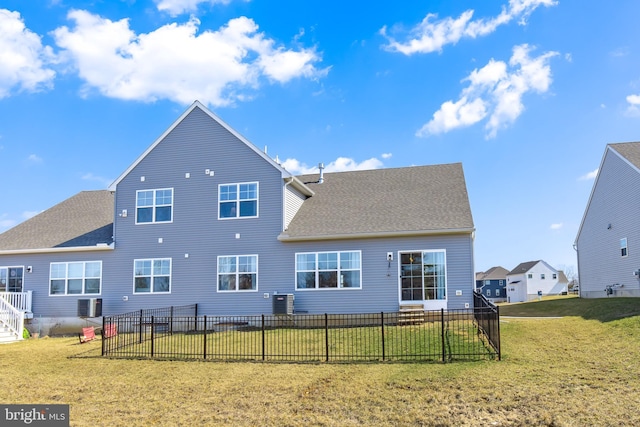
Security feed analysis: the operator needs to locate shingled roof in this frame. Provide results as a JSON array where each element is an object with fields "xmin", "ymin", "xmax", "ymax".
[
  {"xmin": 610, "ymin": 142, "xmax": 640, "ymax": 170},
  {"xmin": 0, "ymin": 190, "xmax": 114, "ymax": 252},
  {"xmin": 280, "ymin": 163, "xmax": 474, "ymax": 240},
  {"xmin": 507, "ymin": 261, "xmax": 540, "ymax": 276},
  {"xmin": 476, "ymin": 266, "xmax": 509, "ymax": 281}
]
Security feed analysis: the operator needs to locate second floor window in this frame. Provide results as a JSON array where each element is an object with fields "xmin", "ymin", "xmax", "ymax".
[
  {"xmin": 219, "ymin": 182, "xmax": 258, "ymax": 219},
  {"xmin": 136, "ymin": 188, "xmax": 173, "ymax": 224},
  {"xmin": 621, "ymin": 238, "xmax": 628, "ymax": 257}
]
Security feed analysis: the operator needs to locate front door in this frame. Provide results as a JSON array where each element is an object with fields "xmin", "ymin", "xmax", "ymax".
[
  {"xmin": 0, "ymin": 267, "xmax": 23, "ymax": 293},
  {"xmin": 399, "ymin": 251, "xmax": 447, "ymax": 310}
]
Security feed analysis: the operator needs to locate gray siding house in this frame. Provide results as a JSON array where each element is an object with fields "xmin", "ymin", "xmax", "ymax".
[
  {"xmin": 575, "ymin": 142, "xmax": 640, "ymax": 298},
  {"xmin": 0, "ymin": 101, "xmax": 476, "ymax": 335}
]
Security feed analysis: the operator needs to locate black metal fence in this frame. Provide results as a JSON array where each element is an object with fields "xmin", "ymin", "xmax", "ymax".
[
  {"xmin": 473, "ymin": 291, "xmax": 501, "ymax": 360},
  {"xmin": 102, "ymin": 305, "xmax": 500, "ymax": 363}
]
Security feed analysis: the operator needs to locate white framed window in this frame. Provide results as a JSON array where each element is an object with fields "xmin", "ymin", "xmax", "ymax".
[
  {"xmin": 296, "ymin": 251, "xmax": 362, "ymax": 290},
  {"xmin": 541, "ymin": 274, "xmax": 546, "ymax": 280},
  {"xmin": 219, "ymin": 182, "xmax": 258, "ymax": 219},
  {"xmin": 134, "ymin": 258, "xmax": 171, "ymax": 293},
  {"xmin": 527, "ymin": 273, "xmax": 533, "ymax": 279},
  {"xmin": 217, "ymin": 255, "xmax": 258, "ymax": 292},
  {"xmin": 50, "ymin": 261, "xmax": 101, "ymax": 295},
  {"xmin": 0, "ymin": 266, "xmax": 24, "ymax": 293},
  {"xmin": 621, "ymin": 238, "xmax": 628, "ymax": 257},
  {"xmin": 136, "ymin": 188, "xmax": 173, "ymax": 224},
  {"xmin": 486, "ymin": 289, "xmax": 491, "ymax": 296},
  {"xmin": 552, "ymin": 273, "xmax": 557, "ymax": 280},
  {"xmin": 484, "ymin": 280, "xmax": 491, "ymax": 285}
]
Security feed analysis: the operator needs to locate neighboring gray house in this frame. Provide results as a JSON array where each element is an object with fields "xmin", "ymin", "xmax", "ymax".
[
  {"xmin": 506, "ymin": 260, "xmax": 567, "ymax": 303},
  {"xmin": 475, "ymin": 266, "xmax": 509, "ymax": 302},
  {"xmin": 0, "ymin": 101, "xmax": 476, "ymax": 337},
  {"xmin": 575, "ymin": 142, "xmax": 640, "ymax": 298}
]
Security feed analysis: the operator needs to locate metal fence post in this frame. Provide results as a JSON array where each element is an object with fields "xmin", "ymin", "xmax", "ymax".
[
  {"xmin": 139, "ymin": 309, "xmax": 143, "ymax": 344},
  {"xmin": 203, "ymin": 315, "xmax": 207, "ymax": 360},
  {"xmin": 325, "ymin": 313, "xmax": 329, "ymax": 362},
  {"xmin": 101, "ymin": 315, "xmax": 106, "ymax": 356},
  {"xmin": 496, "ymin": 305, "xmax": 501, "ymax": 361},
  {"xmin": 381, "ymin": 312, "xmax": 385, "ymax": 361},
  {"xmin": 150, "ymin": 315, "xmax": 155, "ymax": 358},
  {"xmin": 441, "ymin": 308, "xmax": 446, "ymax": 362},
  {"xmin": 261, "ymin": 314, "xmax": 265, "ymax": 361},
  {"xmin": 170, "ymin": 306, "xmax": 174, "ymax": 335}
]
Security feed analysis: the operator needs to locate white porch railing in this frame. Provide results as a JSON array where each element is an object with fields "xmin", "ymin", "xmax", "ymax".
[
  {"xmin": 0, "ymin": 296, "xmax": 24, "ymax": 340},
  {"xmin": 0, "ymin": 291, "xmax": 33, "ymax": 314}
]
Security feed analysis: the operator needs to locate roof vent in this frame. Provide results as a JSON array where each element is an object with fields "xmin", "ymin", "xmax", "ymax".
[{"xmin": 318, "ymin": 163, "xmax": 324, "ymax": 184}]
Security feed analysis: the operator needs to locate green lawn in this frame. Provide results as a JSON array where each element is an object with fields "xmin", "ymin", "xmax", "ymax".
[{"xmin": 2, "ymin": 297, "xmax": 639, "ymax": 426}]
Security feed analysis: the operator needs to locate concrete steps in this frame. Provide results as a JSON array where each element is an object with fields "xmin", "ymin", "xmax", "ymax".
[{"xmin": 398, "ymin": 304, "xmax": 426, "ymax": 325}]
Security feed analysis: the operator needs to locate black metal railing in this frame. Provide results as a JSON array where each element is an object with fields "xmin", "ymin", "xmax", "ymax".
[
  {"xmin": 101, "ymin": 304, "xmax": 197, "ymax": 355},
  {"xmin": 473, "ymin": 291, "xmax": 501, "ymax": 360},
  {"xmin": 102, "ymin": 307, "xmax": 500, "ymax": 363}
]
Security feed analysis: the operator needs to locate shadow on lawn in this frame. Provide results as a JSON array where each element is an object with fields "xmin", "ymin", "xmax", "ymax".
[{"xmin": 498, "ymin": 297, "xmax": 640, "ymax": 322}]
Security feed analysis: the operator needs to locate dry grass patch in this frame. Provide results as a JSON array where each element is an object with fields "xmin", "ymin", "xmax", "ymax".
[{"xmin": 2, "ymin": 302, "xmax": 640, "ymax": 426}]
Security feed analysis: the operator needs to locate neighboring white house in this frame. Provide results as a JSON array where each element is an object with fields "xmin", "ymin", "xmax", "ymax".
[
  {"xmin": 506, "ymin": 260, "xmax": 568, "ymax": 303},
  {"xmin": 575, "ymin": 142, "xmax": 640, "ymax": 298}
]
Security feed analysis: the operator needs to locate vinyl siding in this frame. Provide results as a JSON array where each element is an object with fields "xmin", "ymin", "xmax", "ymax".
[
  {"xmin": 0, "ymin": 250, "xmax": 115, "ymax": 317},
  {"xmin": 1, "ymin": 105, "xmax": 476, "ymax": 318},
  {"xmin": 283, "ymin": 184, "xmax": 306, "ymax": 231},
  {"xmin": 576, "ymin": 149, "xmax": 640, "ymax": 297},
  {"xmin": 108, "ymin": 106, "xmax": 289, "ymax": 314},
  {"xmin": 282, "ymin": 233, "xmax": 474, "ymax": 314}
]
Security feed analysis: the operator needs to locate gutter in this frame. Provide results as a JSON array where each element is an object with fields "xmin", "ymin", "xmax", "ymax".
[
  {"xmin": 0, "ymin": 243, "xmax": 115, "ymax": 256},
  {"xmin": 278, "ymin": 227, "xmax": 475, "ymax": 242}
]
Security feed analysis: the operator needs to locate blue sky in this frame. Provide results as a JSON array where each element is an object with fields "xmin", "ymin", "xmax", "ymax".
[{"xmin": 1, "ymin": 0, "xmax": 639, "ymax": 276}]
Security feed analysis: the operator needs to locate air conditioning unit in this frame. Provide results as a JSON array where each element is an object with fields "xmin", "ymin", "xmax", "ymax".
[
  {"xmin": 273, "ymin": 294, "xmax": 294, "ymax": 315},
  {"xmin": 78, "ymin": 298, "xmax": 103, "ymax": 318}
]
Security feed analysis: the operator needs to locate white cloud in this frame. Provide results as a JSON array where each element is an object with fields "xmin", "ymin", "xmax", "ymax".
[
  {"xmin": 22, "ymin": 211, "xmax": 40, "ymax": 220},
  {"xmin": 281, "ymin": 156, "xmax": 385, "ymax": 175},
  {"xmin": 381, "ymin": 152, "xmax": 392, "ymax": 159},
  {"xmin": 155, "ymin": 0, "xmax": 233, "ymax": 16},
  {"xmin": 27, "ymin": 154, "xmax": 43, "ymax": 163},
  {"xmin": 381, "ymin": 0, "xmax": 557, "ymax": 55},
  {"xmin": 418, "ymin": 44, "xmax": 557, "ymax": 138},
  {"xmin": 550, "ymin": 223, "xmax": 563, "ymax": 230},
  {"xmin": 52, "ymin": 11, "xmax": 327, "ymax": 106},
  {"xmin": 578, "ymin": 168, "xmax": 598, "ymax": 181},
  {"xmin": 0, "ymin": 214, "xmax": 16, "ymax": 230},
  {"xmin": 625, "ymin": 94, "xmax": 640, "ymax": 117},
  {"xmin": 0, "ymin": 9, "xmax": 56, "ymax": 98},
  {"xmin": 610, "ymin": 47, "xmax": 629, "ymax": 57}
]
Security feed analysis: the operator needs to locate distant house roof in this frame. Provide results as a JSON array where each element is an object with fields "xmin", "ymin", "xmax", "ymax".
[
  {"xmin": 507, "ymin": 260, "xmax": 559, "ymax": 276},
  {"xmin": 280, "ymin": 163, "xmax": 474, "ymax": 241},
  {"xmin": 507, "ymin": 261, "xmax": 540, "ymax": 276},
  {"xmin": 610, "ymin": 142, "xmax": 640, "ymax": 170},
  {"xmin": 0, "ymin": 191, "xmax": 114, "ymax": 253},
  {"xmin": 476, "ymin": 266, "xmax": 509, "ymax": 281}
]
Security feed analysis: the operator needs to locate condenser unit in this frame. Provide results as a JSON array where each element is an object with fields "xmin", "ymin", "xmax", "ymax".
[
  {"xmin": 273, "ymin": 294, "xmax": 294, "ymax": 315},
  {"xmin": 77, "ymin": 298, "xmax": 103, "ymax": 318}
]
